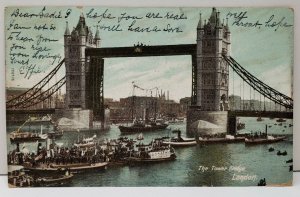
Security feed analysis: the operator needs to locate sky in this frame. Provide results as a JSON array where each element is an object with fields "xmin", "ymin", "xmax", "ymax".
[{"xmin": 5, "ymin": 7, "xmax": 294, "ymax": 102}]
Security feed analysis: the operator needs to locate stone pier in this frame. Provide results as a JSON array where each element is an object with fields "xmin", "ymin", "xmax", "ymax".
[
  {"xmin": 53, "ymin": 108, "xmax": 110, "ymax": 131},
  {"xmin": 186, "ymin": 107, "xmax": 228, "ymax": 137}
]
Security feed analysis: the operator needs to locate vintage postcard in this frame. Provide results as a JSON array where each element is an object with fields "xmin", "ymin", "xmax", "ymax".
[{"xmin": 5, "ymin": 7, "xmax": 293, "ymax": 187}]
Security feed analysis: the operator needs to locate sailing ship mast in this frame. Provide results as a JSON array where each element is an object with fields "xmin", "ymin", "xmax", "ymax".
[
  {"xmin": 130, "ymin": 82, "xmax": 162, "ymax": 123},
  {"xmin": 131, "ymin": 82, "xmax": 136, "ymax": 122}
]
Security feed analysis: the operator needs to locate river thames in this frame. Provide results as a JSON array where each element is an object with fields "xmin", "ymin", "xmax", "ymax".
[{"xmin": 6, "ymin": 117, "xmax": 293, "ymax": 186}]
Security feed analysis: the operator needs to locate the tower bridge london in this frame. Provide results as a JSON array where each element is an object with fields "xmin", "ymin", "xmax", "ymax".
[{"xmin": 7, "ymin": 8, "xmax": 293, "ymax": 135}]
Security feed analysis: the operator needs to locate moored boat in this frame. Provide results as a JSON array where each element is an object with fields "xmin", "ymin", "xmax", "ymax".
[
  {"xmin": 245, "ymin": 135, "xmax": 286, "ymax": 144},
  {"xmin": 10, "ymin": 121, "xmax": 48, "ymax": 143},
  {"xmin": 74, "ymin": 134, "xmax": 97, "ymax": 148},
  {"xmin": 119, "ymin": 121, "xmax": 168, "ymax": 133},
  {"xmin": 47, "ymin": 128, "xmax": 64, "ymax": 139},
  {"xmin": 8, "ymin": 165, "xmax": 34, "ymax": 187},
  {"xmin": 10, "ymin": 132, "xmax": 48, "ymax": 143},
  {"xmin": 276, "ymin": 118, "xmax": 286, "ymax": 122},
  {"xmin": 118, "ymin": 82, "xmax": 168, "ymax": 133},
  {"xmin": 237, "ymin": 118, "xmax": 245, "ymax": 130},
  {"xmin": 126, "ymin": 139, "xmax": 176, "ymax": 164},
  {"xmin": 197, "ymin": 135, "xmax": 245, "ymax": 144},
  {"xmin": 163, "ymin": 138, "xmax": 197, "ymax": 147},
  {"xmin": 257, "ymin": 117, "xmax": 263, "ymax": 121},
  {"xmin": 162, "ymin": 129, "xmax": 196, "ymax": 147},
  {"xmin": 34, "ymin": 171, "xmax": 73, "ymax": 187},
  {"xmin": 24, "ymin": 162, "xmax": 108, "ymax": 174},
  {"xmin": 8, "ymin": 165, "xmax": 73, "ymax": 187}
]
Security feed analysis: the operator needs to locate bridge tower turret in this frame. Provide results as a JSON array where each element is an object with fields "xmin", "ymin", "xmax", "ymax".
[{"xmin": 95, "ymin": 28, "xmax": 101, "ymax": 48}]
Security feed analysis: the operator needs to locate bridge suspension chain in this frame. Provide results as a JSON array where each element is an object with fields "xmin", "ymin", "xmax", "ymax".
[
  {"xmin": 223, "ymin": 55, "xmax": 293, "ymax": 109},
  {"xmin": 6, "ymin": 59, "xmax": 65, "ymax": 109},
  {"xmin": 18, "ymin": 77, "xmax": 66, "ymax": 109}
]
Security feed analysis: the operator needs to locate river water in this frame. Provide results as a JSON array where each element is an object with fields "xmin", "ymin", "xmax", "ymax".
[{"xmin": 6, "ymin": 117, "xmax": 293, "ymax": 186}]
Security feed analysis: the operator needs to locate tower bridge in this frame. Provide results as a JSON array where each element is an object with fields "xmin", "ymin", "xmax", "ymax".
[{"xmin": 6, "ymin": 8, "xmax": 293, "ymax": 133}]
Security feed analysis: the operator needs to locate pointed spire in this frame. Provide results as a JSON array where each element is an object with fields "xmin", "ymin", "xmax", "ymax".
[
  {"xmin": 209, "ymin": 7, "xmax": 217, "ymax": 25},
  {"xmin": 95, "ymin": 27, "xmax": 100, "ymax": 40},
  {"xmin": 197, "ymin": 13, "xmax": 203, "ymax": 29},
  {"xmin": 226, "ymin": 17, "xmax": 230, "ymax": 31},
  {"xmin": 216, "ymin": 11, "xmax": 221, "ymax": 27},
  {"xmin": 80, "ymin": 11, "xmax": 85, "ymax": 18},
  {"xmin": 79, "ymin": 23, "xmax": 86, "ymax": 36},
  {"xmin": 76, "ymin": 11, "xmax": 87, "ymax": 32},
  {"xmin": 64, "ymin": 21, "xmax": 70, "ymax": 36}
]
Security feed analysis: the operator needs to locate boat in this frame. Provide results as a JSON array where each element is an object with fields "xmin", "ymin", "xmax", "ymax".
[
  {"xmin": 136, "ymin": 133, "xmax": 144, "ymax": 140},
  {"xmin": 118, "ymin": 82, "xmax": 168, "ymax": 133},
  {"xmin": 8, "ymin": 165, "xmax": 34, "ymax": 187},
  {"xmin": 47, "ymin": 131, "xmax": 63, "ymax": 139},
  {"xmin": 162, "ymin": 129, "xmax": 196, "ymax": 147},
  {"xmin": 236, "ymin": 118, "xmax": 245, "ymax": 130},
  {"xmin": 198, "ymin": 136, "xmax": 245, "ymax": 144},
  {"xmin": 245, "ymin": 135, "xmax": 286, "ymax": 144},
  {"xmin": 74, "ymin": 134, "xmax": 97, "ymax": 148},
  {"xmin": 257, "ymin": 117, "xmax": 263, "ymax": 121},
  {"xmin": 168, "ymin": 118, "xmax": 184, "ymax": 124},
  {"xmin": 257, "ymin": 178, "xmax": 266, "ymax": 186},
  {"xmin": 197, "ymin": 135, "xmax": 245, "ymax": 144},
  {"xmin": 277, "ymin": 150, "xmax": 287, "ymax": 156},
  {"xmin": 10, "ymin": 120, "xmax": 48, "ymax": 143},
  {"xmin": 8, "ymin": 165, "xmax": 73, "ymax": 187},
  {"xmin": 237, "ymin": 122, "xmax": 245, "ymax": 130},
  {"xmin": 268, "ymin": 147, "xmax": 275, "ymax": 152},
  {"xmin": 163, "ymin": 138, "xmax": 197, "ymax": 147},
  {"xmin": 10, "ymin": 132, "xmax": 48, "ymax": 143},
  {"xmin": 24, "ymin": 162, "xmax": 108, "ymax": 174},
  {"xmin": 50, "ymin": 162, "xmax": 108, "ymax": 172},
  {"xmin": 276, "ymin": 118, "xmax": 286, "ymax": 122},
  {"xmin": 245, "ymin": 124, "xmax": 286, "ymax": 145},
  {"xmin": 126, "ymin": 139, "xmax": 176, "ymax": 164},
  {"xmin": 119, "ymin": 120, "xmax": 168, "ymax": 133},
  {"xmin": 27, "ymin": 115, "xmax": 52, "ymax": 123},
  {"xmin": 34, "ymin": 172, "xmax": 73, "ymax": 187}
]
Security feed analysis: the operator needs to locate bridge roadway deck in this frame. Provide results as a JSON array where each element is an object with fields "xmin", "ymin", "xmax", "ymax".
[
  {"xmin": 6, "ymin": 109, "xmax": 293, "ymax": 119},
  {"xmin": 6, "ymin": 109, "xmax": 57, "ymax": 115},
  {"xmin": 228, "ymin": 110, "xmax": 293, "ymax": 119}
]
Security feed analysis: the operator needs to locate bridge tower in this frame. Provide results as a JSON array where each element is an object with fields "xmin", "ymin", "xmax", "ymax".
[
  {"xmin": 187, "ymin": 8, "xmax": 231, "ymax": 136},
  {"xmin": 63, "ymin": 14, "xmax": 104, "ymax": 129},
  {"xmin": 64, "ymin": 14, "xmax": 100, "ymax": 109}
]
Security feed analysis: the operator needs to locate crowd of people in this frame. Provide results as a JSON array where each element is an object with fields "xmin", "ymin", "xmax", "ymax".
[
  {"xmin": 7, "ymin": 136, "xmax": 172, "ymax": 168},
  {"xmin": 8, "ymin": 138, "xmax": 135, "ymax": 167}
]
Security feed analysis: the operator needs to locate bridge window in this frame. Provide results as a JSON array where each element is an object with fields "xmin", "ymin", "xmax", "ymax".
[
  {"xmin": 206, "ymin": 29, "xmax": 212, "ymax": 35},
  {"xmin": 70, "ymin": 91, "xmax": 81, "ymax": 100}
]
